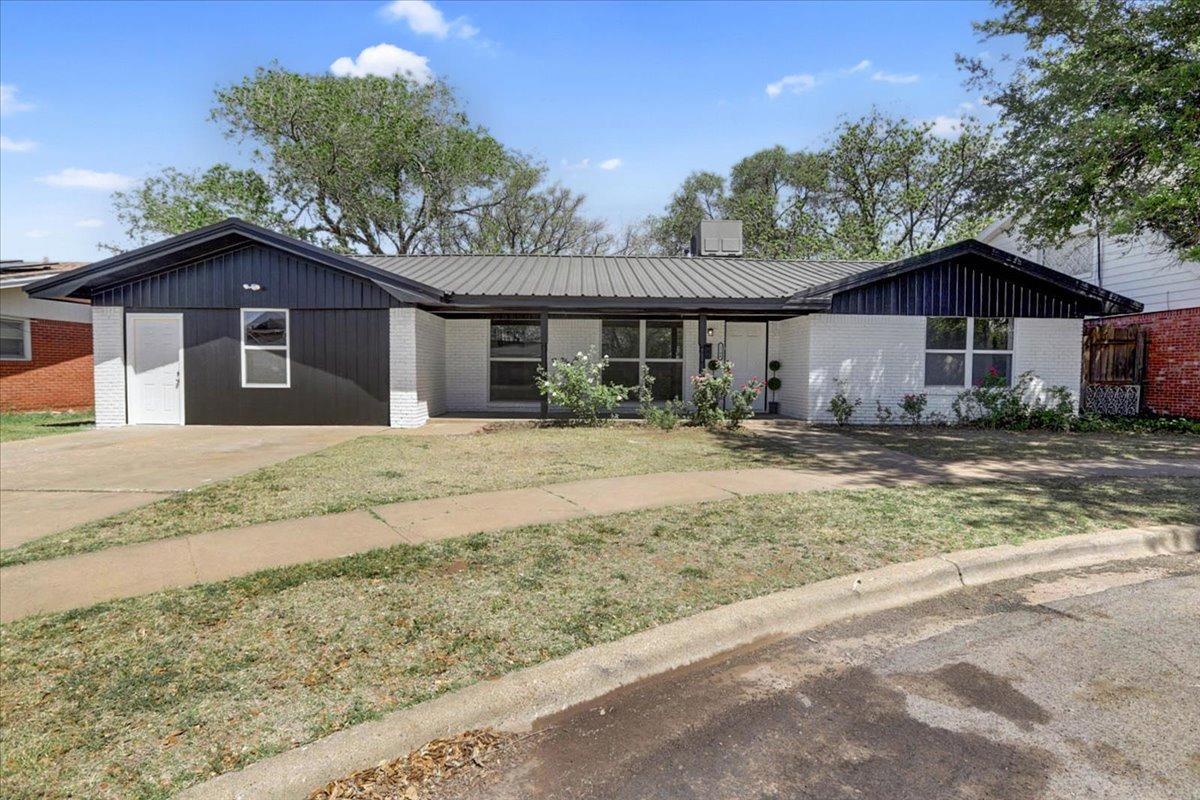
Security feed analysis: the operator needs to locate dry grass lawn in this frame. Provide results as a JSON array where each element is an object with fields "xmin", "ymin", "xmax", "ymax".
[{"xmin": 2, "ymin": 477, "xmax": 1196, "ymax": 800}]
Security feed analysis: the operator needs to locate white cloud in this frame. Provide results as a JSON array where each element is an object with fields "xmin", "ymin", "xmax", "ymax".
[
  {"xmin": 381, "ymin": 1, "xmax": 477, "ymax": 39},
  {"xmin": 871, "ymin": 70, "xmax": 919, "ymax": 84},
  {"xmin": 561, "ymin": 157, "xmax": 590, "ymax": 170},
  {"xmin": 1, "ymin": 84, "xmax": 33, "ymax": 115},
  {"xmin": 598, "ymin": 158, "xmax": 622, "ymax": 171},
  {"xmin": 76, "ymin": 218, "xmax": 105, "ymax": 228},
  {"xmin": 330, "ymin": 44, "xmax": 433, "ymax": 84},
  {"xmin": 0, "ymin": 135, "xmax": 37, "ymax": 152},
  {"xmin": 929, "ymin": 115, "xmax": 964, "ymax": 138},
  {"xmin": 765, "ymin": 73, "xmax": 817, "ymax": 98},
  {"xmin": 25, "ymin": 229, "xmax": 49, "ymax": 239},
  {"xmin": 37, "ymin": 168, "xmax": 134, "ymax": 191},
  {"xmin": 844, "ymin": 59, "xmax": 872, "ymax": 74}
]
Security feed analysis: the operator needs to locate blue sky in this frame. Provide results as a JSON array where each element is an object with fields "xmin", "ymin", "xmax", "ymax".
[{"xmin": 0, "ymin": 0, "xmax": 1003, "ymax": 260}]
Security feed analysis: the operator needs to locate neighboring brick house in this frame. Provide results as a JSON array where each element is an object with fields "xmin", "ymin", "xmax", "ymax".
[
  {"xmin": 980, "ymin": 221, "xmax": 1199, "ymax": 419},
  {"xmin": 1, "ymin": 260, "xmax": 93, "ymax": 411}
]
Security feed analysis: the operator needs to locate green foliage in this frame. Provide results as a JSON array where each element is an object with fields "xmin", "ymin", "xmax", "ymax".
[
  {"xmin": 111, "ymin": 66, "xmax": 609, "ymax": 256},
  {"xmin": 952, "ymin": 371, "xmax": 1076, "ymax": 430},
  {"xmin": 767, "ymin": 376, "xmax": 782, "ymax": 392},
  {"xmin": 898, "ymin": 393, "xmax": 928, "ymax": 426},
  {"xmin": 875, "ymin": 400, "xmax": 894, "ymax": 425},
  {"xmin": 1072, "ymin": 413, "xmax": 1200, "ymax": 435},
  {"xmin": 108, "ymin": 164, "xmax": 300, "ymax": 250},
  {"xmin": 728, "ymin": 378, "xmax": 765, "ymax": 429},
  {"xmin": 963, "ymin": 0, "xmax": 1200, "ymax": 261},
  {"xmin": 827, "ymin": 380, "xmax": 862, "ymax": 426},
  {"xmin": 689, "ymin": 364, "xmax": 733, "ymax": 427},
  {"xmin": 637, "ymin": 367, "xmax": 686, "ymax": 430},
  {"xmin": 642, "ymin": 110, "xmax": 999, "ymax": 259},
  {"xmin": 536, "ymin": 349, "xmax": 630, "ymax": 426}
]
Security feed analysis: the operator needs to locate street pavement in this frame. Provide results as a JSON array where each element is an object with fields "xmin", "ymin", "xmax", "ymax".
[{"xmin": 444, "ymin": 554, "xmax": 1200, "ymax": 800}]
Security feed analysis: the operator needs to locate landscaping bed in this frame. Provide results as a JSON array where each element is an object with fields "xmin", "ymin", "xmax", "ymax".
[
  {"xmin": 844, "ymin": 425, "xmax": 1199, "ymax": 463},
  {"xmin": 2, "ymin": 477, "xmax": 1196, "ymax": 799},
  {"xmin": 0, "ymin": 410, "xmax": 94, "ymax": 443}
]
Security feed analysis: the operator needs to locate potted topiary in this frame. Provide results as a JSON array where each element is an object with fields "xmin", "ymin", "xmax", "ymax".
[{"xmin": 767, "ymin": 360, "xmax": 782, "ymax": 414}]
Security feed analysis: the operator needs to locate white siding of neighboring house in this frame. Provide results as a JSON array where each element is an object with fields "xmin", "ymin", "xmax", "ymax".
[
  {"xmin": 981, "ymin": 226, "xmax": 1200, "ymax": 313},
  {"xmin": 0, "ymin": 286, "xmax": 92, "ymax": 323}
]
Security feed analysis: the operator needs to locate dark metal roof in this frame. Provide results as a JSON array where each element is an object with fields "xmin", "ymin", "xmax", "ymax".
[
  {"xmin": 788, "ymin": 239, "xmax": 1142, "ymax": 316},
  {"xmin": 352, "ymin": 253, "xmax": 882, "ymax": 300}
]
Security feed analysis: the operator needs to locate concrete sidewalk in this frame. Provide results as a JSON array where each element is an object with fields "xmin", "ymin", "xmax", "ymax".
[{"xmin": 3, "ymin": 457, "xmax": 1198, "ymax": 622}]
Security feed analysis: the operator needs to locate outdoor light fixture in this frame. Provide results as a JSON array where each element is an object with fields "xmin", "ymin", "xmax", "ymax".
[
  {"xmin": 242, "ymin": 283, "xmax": 262, "ymax": 291},
  {"xmin": 707, "ymin": 327, "xmax": 714, "ymax": 338}
]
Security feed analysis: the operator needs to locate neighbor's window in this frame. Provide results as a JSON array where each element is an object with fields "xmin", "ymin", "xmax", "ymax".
[
  {"xmin": 0, "ymin": 316, "xmax": 31, "ymax": 361},
  {"xmin": 924, "ymin": 317, "xmax": 1012, "ymax": 387},
  {"xmin": 489, "ymin": 318, "xmax": 542, "ymax": 401},
  {"xmin": 241, "ymin": 308, "xmax": 289, "ymax": 388},
  {"xmin": 601, "ymin": 319, "xmax": 684, "ymax": 401}
]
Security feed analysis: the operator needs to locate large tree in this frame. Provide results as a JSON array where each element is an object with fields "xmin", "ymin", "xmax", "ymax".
[
  {"xmin": 112, "ymin": 66, "xmax": 609, "ymax": 255},
  {"xmin": 644, "ymin": 111, "xmax": 999, "ymax": 259},
  {"xmin": 961, "ymin": 0, "xmax": 1200, "ymax": 260}
]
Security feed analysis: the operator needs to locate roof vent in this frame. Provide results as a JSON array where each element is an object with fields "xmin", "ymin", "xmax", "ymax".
[{"xmin": 691, "ymin": 219, "xmax": 743, "ymax": 257}]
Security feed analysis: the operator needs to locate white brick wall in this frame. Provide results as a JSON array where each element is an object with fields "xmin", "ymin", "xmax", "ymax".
[
  {"xmin": 1014, "ymin": 318, "xmax": 1082, "ymax": 409},
  {"xmin": 92, "ymin": 305, "xmax": 126, "ymax": 427},
  {"xmin": 780, "ymin": 313, "xmax": 1083, "ymax": 424},
  {"xmin": 414, "ymin": 309, "xmax": 446, "ymax": 417},
  {"xmin": 389, "ymin": 307, "xmax": 431, "ymax": 427},
  {"xmin": 772, "ymin": 316, "xmax": 810, "ymax": 418}
]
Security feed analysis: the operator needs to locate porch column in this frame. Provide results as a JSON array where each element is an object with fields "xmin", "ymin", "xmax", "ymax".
[
  {"xmin": 698, "ymin": 314, "xmax": 707, "ymax": 373},
  {"xmin": 540, "ymin": 311, "xmax": 549, "ymax": 419}
]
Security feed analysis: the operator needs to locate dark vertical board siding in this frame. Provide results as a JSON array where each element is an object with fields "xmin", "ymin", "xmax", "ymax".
[
  {"xmin": 93, "ymin": 244, "xmax": 396, "ymax": 309},
  {"xmin": 829, "ymin": 256, "xmax": 1080, "ymax": 318},
  {"xmin": 179, "ymin": 308, "xmax": 388, "ymax": 425}
]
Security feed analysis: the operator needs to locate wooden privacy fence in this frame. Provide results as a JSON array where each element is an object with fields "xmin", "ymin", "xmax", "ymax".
[{"xmin": 1081, "ymin": 324, "xmax": 1146, "ymax": 415}]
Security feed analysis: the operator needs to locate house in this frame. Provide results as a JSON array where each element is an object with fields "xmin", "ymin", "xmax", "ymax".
[
  {"xmin": 26, "ymin": 218, "xmax": 1139, "ymax": 427},
  {"xmin": 980, "ymin": 220, "xmax": 1199, "ymax": 418},
  {"xmin": 1, "ymin": 259, "xmax": 93, "ymax": 411}
]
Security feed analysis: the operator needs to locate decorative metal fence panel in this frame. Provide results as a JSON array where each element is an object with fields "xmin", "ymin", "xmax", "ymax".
[{"xmin": 1082, "ymin": 384, "xmax": 1141, "ymax": 416}]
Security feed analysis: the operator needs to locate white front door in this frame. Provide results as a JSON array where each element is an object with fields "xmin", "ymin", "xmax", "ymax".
[
  {"xmin": 126, "ymin": 314, "xmax": 184, "ymax": 425},
  {"xmin": 725, "ymin": 322, "xmax": 767, "ymax": 411}
]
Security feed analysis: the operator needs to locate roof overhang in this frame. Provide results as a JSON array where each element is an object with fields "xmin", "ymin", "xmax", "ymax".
[
  {"xmin": 24, "ymin": 218, "xmax": 447, "ymax": 305},
  {"xmin": 784, "ymin": 238, "xmax": 1142, "ymax": 316}
]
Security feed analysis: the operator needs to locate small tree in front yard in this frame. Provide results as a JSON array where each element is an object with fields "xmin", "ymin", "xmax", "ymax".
[{"xmin": 536, "ymin": 349, "xmax": 631, "ymax": 425}]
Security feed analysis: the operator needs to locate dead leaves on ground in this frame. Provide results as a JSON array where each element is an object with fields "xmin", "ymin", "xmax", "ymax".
[{"xmin": 308, "ymin": 728, "xmax": 512, "ymax": 800}]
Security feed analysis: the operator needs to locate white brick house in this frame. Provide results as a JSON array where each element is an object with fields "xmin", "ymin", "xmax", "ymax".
[{"xmin": 27, "ymin": 218, "xmax": 1140, "ymax": 428}]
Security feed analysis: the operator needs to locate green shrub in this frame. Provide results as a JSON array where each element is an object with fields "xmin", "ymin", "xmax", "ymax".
[
  {"xmin": 899, "ymin": 392, "xmax": 928, "ymax": 425},
  {"xmin": 952, "ymin": 371, "xmax": 1079, "ymax": 431},
  {"xmin": 827, "ymin": 380, "xmax": 861, "ymax": 426},
  {"xmin": 728, "ymin": 377, "xmax": 765, "ymax": 429},
  {"xmin": 536, "ymin": 349, "xmax": 630, "ymax": 426},
  {"xmin": 690, "ymin": 363, "xmax": 733, "ymax": 427},
  {"xmin": 875, "ymin": 400, "xmax": 894, "ymax": 424},
  {"xmin": 1072, "ymin": 413, "xmax": 1200, "ymax": 434}
]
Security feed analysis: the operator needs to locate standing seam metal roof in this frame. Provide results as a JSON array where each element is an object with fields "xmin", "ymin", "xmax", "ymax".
[{"xmin": 352, "ymin": 254, "xmax": 884, "ymax": 299}]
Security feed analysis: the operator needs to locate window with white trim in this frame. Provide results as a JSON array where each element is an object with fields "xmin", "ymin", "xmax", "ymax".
[
  {"xmin": 925, "ymin": 317, "xmax": 1013, "ymax": 387},
  {"xmin": 0, "ymin": 316, "xmax": 31, "ymax": 361},
  {"xmin": 241, "ymin": 309, "xmax": 290, "ymax": 388},
  {"xmin": 601, "ymin": 319, "xmax": 684, "ymax": 401}
]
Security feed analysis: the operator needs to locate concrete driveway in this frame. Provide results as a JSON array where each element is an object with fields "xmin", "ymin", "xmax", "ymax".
[
  {"xmin": 0, "ymin": 425, "xmax": 378, "ymax": 548},
  {"xmin": 453, "ymin": 554, "xmax": 1200, "ymax": 800}
]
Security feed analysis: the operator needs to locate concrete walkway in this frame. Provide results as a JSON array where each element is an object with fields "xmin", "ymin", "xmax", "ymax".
[
  {"xmin": 3, "ymin": 455, "xmax": 1199, "ymax": 622},
  {"xmin": 0, "ymin": 425, "xmax": 378, "ymax": 548}
]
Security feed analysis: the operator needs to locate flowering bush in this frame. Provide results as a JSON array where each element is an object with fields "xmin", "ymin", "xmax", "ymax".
[
  {"xmin": 952, "ymin": 370, "xmax": 1077, "ymax": 430},
  {"xmin": 898, "ymin": 392, "xmax": 928, "ymax": 425},
  {"xmin": 536, "ymin": 349, "xmax": 631, "ymax": 426},
  {"xmin": 728, "ymin": 377, "xmax": 765, "ymax": 428},
  {"xmin": 827, "ymin": 379, "xmax": 861, "ymax": 425},
  {"xmin": 690, "ymin": 363, "xmax": 733, "ymax": 427}
]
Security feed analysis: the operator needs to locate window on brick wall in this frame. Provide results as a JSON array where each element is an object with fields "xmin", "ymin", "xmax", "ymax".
[
  {"xmin": 601, "ymin": 319, "xmax": 684, "ymax": 401},
  {"xmin": 0, "ymin": 316, "xmax": 31, "ymax": 361},
  {"xmin": 489, "ymin": 318, "xmax": 542, "ymax": 401},
  {"xmin": 925, "ymin": 317, "xmax": 1013, "ymax": 387}
]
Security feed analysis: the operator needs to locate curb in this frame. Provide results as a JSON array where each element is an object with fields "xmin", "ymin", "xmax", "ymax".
[{"xmin": 178, "ymin": 523, "xmax": 1199, "ymax": 800}]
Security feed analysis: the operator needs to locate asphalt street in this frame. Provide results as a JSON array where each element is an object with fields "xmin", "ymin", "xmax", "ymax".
[{"xmin": 443, "ymin": 554, "xmax": 1200, "ymax": 800}]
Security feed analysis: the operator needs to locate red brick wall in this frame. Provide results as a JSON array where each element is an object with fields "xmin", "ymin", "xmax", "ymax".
[
  {"xmin": 0, "ymin": 318, "xmax": 94, "ymax": 411},
  {"xmin": 1085, "ymin": 307, "xmax": 1200, "ymax": 419}
]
